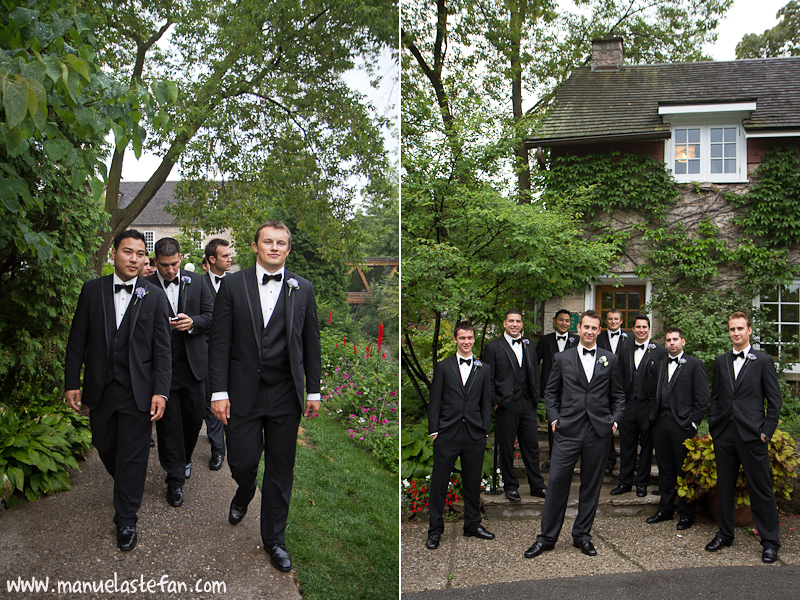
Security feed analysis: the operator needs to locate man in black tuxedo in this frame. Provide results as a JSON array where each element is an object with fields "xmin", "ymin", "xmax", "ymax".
[
  {"xmin": 646, "ymin": 327, "xmax": 708, "ymax": 530},
  {"xmin": 597, "ymin": 308, "xmax": 630, "ymax": 473},
  {"xmin": 611, "ymin": 313, "xmax": 667, "ymax": 497},
  {"xmin": 482, "ymin": 309, "xmax": 545, "ymax": 501},
  {"xmin": 147, "ymin": 237, "xmax": 213, "ymax": 506},
  {"xmin": 201, "ymin": 238, "xmax": 233, "ymax": 471},
  {"xmin": 209, "ymin": 220, "xmax": 321, "ymax": 572},
  {"xmin": 705, "ymin": 311, "xmax": 782, "ymax": 563},
  {"xmin": 536, "ymin": 309, "xmax": 577, "ymax": 469},
  {"xmin": 426, "ymin": 320, "xmax": 494, "ymax": 550},
  {"xmin": 525, "ymin": 310, "xmax": 625, "ymax": 558},
  {"xmin": 65, "ymin": 229, "xmax": 171, "ymax": 551}
]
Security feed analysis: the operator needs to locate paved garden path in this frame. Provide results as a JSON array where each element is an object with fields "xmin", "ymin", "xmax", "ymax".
[{"xmin": 0, "ymin": 430, "xmax": 301, "ymax": 600}]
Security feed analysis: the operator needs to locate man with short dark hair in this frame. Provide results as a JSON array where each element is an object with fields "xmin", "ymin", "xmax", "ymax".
[
  {"xmin": 426, "ymin": 320, "xmax": 494, "ymax": 550},
  {"xmin": 209, "ymin": 220, "xmax": 321, "ymax": 572},
  {"xmin": 536, "ymin": 309, "xmax": 577, "ymax": 469},
  {"xmin": 611, "ymin": 313, "xmax": 667, "ymax": 497},
  {"xmin": 201, "ymin": 238, "xmax": 232, "ymax": 470},
  {"xmin": 482, "ymin": 309, "xmax": 545, "ymax": 501},
  {"xmin": 65, "ymin": 229, "xmax": 171, "ymax": 551},
  {"xmin": 646, "ymin": 326, "xmax": 708, "ymax": 530},
  {"xmin": 147, "ymin": 237, "xmax": 213, "ymax": 507},
  {"xmin": 705, "ymin": 311, "xmax": 782, "ymax": 563},
  {"xmin": 525, "ymin": 310, "xmax": 625, "ymax": 558}
]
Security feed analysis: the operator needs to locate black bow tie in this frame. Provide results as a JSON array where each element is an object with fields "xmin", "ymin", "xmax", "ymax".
[
  {"xmin": 114, "ymin": 283, "xmax": 133, "ymax": 294},
  {"xmin": 511, "ymin": 338, "xmax": 522, "ymax": 345},
  {"xmin": 163, "ymin": 277, "xmax": 178, "ymax": 287},
  {"xmin": 610, "ymin": 331, "xmax": 620, "ymax": 337},
  {"xmin": 733, "ymin": 351, "xmax": 745, "ymax": 360},
  {"xmin": 262, "ymin": 273, "xmax": 282, "ymax": 284},
  {"xmin": 557, "ymin": 335, "xmax": 567, "ymax": 342},
  {"xmin": 636, "ymin": 343, "xmax": 646, "ymax": 351},
  {"xmin": 668, "ymin": 356, "xmax": 680, "ymax": 364},
  {"xmin": 459, "ymin": 358, "xmax": 472, "ymax": 366},
  {"xmin": 215, "ymin": 275, "xmax": 224, "ymax": 284},
  {"xmin": 582, "ymin": 348, "xmax": 596, "ymax": 356}
]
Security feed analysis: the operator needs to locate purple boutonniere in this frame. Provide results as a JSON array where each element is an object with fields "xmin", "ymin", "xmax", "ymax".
[
  {"xmin": 287, "ymin": 277, "xmax": 299, "ymax": 297},
  {"xmin": 133, "ymin": 287, "xmax": 148, "ymax": 305},
  {"xmin": 473, "ymin": 359, "xmax": 483, "ymax": 368},
  {"xmin": 568, "ymin": 336, "xmax": 575, "ymax": 344},
  {"xmin": 746, "ymin": 353, "xmax": 757, "ymax": 361},
  {"xmin": 647, "ymin": 343, "xmax": 656, "ymax": 350},
  {"xmin": 522, "ymin": 339, "xmax": 530, "ymax": 345},
  {"xmin": 679, "ymin": 357, "xmax": 687, "ymax": 365},
  {"xmin": 621, "ymin": 332, "xmax": 628, "ymax": 338},
  {"xmin": 180, "ymin": 275, "xmax": 191, "ymax": 290}
]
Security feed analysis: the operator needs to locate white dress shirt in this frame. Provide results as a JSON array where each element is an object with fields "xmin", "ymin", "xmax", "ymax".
[
  {"xmin": 634, "ymin": 338, "xmax": 650, "ymax": 369},
  {"xmin": 504, "ymin": 333, "xmax": 524, "ymax": 367},
  {"xmin": 733, "ymin": 345, "xmax": 751, "ymax": 379},
  {"xmin": 112, "ymin": 274, "xmax": 136, "ymax": 329},
  {"xmin": 457, "ymin": 354, "xmax": 474, "ymax": 386},
  {"xmin": 667, "ymin": 351, "xmax": 684, "ymax": 382},
  {"xmin": 555, "ymin": 332, "xmax": 568, "ymax": 352},
  {"xmin": 607, "ymin": 329, "xmax": 622, "ymax": 354},
  {"xmin": 256, "ymin": 263, "xmax": 284, "ymax": 328},
  {"xmin": 578, "ymin": 343, "xmax": 597, "ymax": 383},
  {"xmin": 156, "ymin": 270, "xmax": 180, "ymax": 315},
  {"xmin": 210, "ymin": 271, "xmax": 226, "ymax": 293}
]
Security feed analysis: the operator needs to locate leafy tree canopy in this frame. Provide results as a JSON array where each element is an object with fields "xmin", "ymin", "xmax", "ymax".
[{"xmin": 737, "ymin": 0, "xmax": 800, "ymax": 58}]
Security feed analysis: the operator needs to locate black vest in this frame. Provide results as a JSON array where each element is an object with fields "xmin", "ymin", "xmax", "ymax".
[
  {"xmin": 512, "ymin": 348, "xmax": 532, "ymax": 402},
  {"xmin": 105, "ymin": 303, "xmax": 133, "ymax": 390},
  {"xmin": 259, "ymin": 287, "xmax": 292, "ymax": 386}
]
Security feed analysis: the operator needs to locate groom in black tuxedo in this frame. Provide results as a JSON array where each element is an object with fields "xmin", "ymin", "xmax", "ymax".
[
  {"xmin": 525, "ymin": 310, "xmax": 625, "ymax": 558},
  {"xmin": 646, "ymin": 327, "xmax": 708, "ymax": 530},
  {"xmin": 65, "ymin": 229, "xmax": 171, "ymax": 551},
  {"xmin": 482, "ymin": 309, "xmax": 545, "ymax": 501},
  {"xmin": 147, "ymin": 237, "xmax": 213, "ymax": 507},
  {"xmin": 705, "ymin": 311, "xmax": 782, "ymax": 563},
  {"xmin": 209, "ymin": 220, "xmax": 321, "ymax": 572},
  {"xmin": 596, "ymin": 308, "xmax": 630, "ymax": 473},
  {"xmin": 426, "ymin": 320, "xmax": 494, "ymax": 550}
]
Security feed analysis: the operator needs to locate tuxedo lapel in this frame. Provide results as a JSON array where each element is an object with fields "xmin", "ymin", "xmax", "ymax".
[
  {"xmin": 725, "ymin": 352, "xmax": 736, "ymax": 390},
  {"xmin": 464, "ymin": 362, "xmax": 478, "ymax": 396},
  {"xmin": 572, "ymin": 348, "xmax": 590, "ymax": 388},
  {"xmin": 102, "ymin": 276, "xmax": 114, "ymax": 348},
  {"xmin": 128, "ymin": 277, "xmax": 143, "ymax": 334},
  {"xmin": 500, "ymin": 337, "xmax": 518, "ymax": 370},
  {"xmin": 243, "ymin": 267, "xmax": 262, "ymax": 346},
  {"xmin": 178, "ymin": 269, "xmax": 187, "ymax": 315},
  {"xmin": 284, "ymin": 271, "xmax": 296, "ymax": 344},
  {"xmin": 734, "ymin": 354, "xmax": 754, "ymax": 390}
]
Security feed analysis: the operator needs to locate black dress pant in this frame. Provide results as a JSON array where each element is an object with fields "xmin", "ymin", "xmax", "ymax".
[
  {"xmin": 713, "ymin": 422, "xmax": 780, "ymax": 550},
  {"xmin": 204, "ymin": 377, "xmax": 226, "ymax": 456},
  {"xmin": 428, "ymin": 423, "xmax": 486, "ymax": 536},
  {"xmin": 496, "ymin": 399, "xmax": 544, "ymax": 491},
  {"xmin": 225, "ymin": 379, "xmax": 300, "ymax": 547},
  {"xmin": 90, "ymin": 380, "xmax": 151, "ymax": 528},
  {"xmin": 619, "ymin": 398, "xmax": 653, "ymax": 487},
  {"xmin": 652, "ymin": 414, "xmax": 695, "ymax": 518},
  {"xmin": 156, "ymin": 372, "xmax": 204, "ymax": 486}
]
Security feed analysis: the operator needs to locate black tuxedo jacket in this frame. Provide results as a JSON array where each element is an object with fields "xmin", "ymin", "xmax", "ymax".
[
  {"xmin": 709, "ymin": 350, "xmax": 782, "ymax": 443},
  {"xmin": 536, "ymin": 332, "xmax": 578, "ymax": 398},
  {"xmin": 481, "ymin": 336, "xmax": 539, "ymax": 408},
  {"xmin": 428, "ymin": 356, "xmax": 492, "ymax": 439},
  {"xmin": 651, "ymin": 354, "xmax": 709, "ymax": 428},
  {"xmin": 208, "ymin": 266, "xmax": 321, "ymax": 416},
  {"xmin": 621, "ymin": 341, "xmax": 668, "ymax": 401},
  {"xmin": 544, "ymin": 346, "xmax": 626, "ymax": 438},
  {"xmin": 597, "ymin": 330, "xmax": 631, "ymax": 355},
  {"xmin": 146, "ymin": 269, "xmax": 214, "ymax": 381},
  {"xmin": 65, "ymin": 275, "xmax": 172, "ymax": 412}
]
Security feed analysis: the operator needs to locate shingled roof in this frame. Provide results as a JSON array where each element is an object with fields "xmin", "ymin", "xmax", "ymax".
[
  {"xmin": 526, "ymin": 57, "xmax": 800, "ymax": 147},
  {"xmin": 117, "ymin": 181, "xmax": 179, "ymax": 226}
]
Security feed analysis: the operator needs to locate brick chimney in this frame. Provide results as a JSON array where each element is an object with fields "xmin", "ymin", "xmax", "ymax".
[{"xmin": 591, "ymin": 36, "xmax": 624, "ymax": 71}]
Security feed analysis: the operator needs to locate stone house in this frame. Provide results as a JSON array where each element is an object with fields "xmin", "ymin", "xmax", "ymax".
[{"xmin": 526, "ymin": 37, "xmax": 800, "ymax": 376}]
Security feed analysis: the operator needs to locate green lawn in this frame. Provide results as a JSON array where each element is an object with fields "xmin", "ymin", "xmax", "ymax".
[{"xmin": 260, "ymin": 417, "xmax": 398, "ymax": 600}]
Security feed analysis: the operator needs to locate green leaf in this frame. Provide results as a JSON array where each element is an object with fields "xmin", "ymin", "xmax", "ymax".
[
  {"xmin": 4, "ymin": 78, "xmax": 29, "ymax": 129},
  {"xmin": 43, "ymin": 139, "xmax": 69, "ymax": 161},
  {"xmin": 8, "ymin": 7, "xmax": 38, "ymax": 30},
  {"xmin": 64, "ymin": 54, "xmax": 90, "ymax": 81}
]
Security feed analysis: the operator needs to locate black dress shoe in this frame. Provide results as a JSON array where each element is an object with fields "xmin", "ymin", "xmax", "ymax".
[
  {"xmin": 266, "ymin": 544, "xmax": 292, "ymax": 572},
  {"xmin": 229, "ymin": 497, "xmax": 248, "ymax": 525},
  {"xmin": 610, "ymin": 484, "xmax": 631, "ymax": 496},
  {"xmin": 574, "ymin": 540, "xmax": 597, "ymax": 556},
  {"xmin": 530, "ymin": 488, "xmax": 547, "ymax": 498},
  {"xmin": 425, "ymin": 532, "xmax": 441, "ymax": 550},
  {"xmin": 762, "ymin": 548, "xmax": 778, "ymax": 563},
  {"xmin": 705, "ymin": 536, "xmax": 732, "ymax": 552},
  {"xmin": 540, "ymin": 460, "xmax": 550, "ymax": 470},
  {"xmin": 209, "ymin": 454, "xmax": 224, "ymax": 470},
  {"xmin": 166, "ymin": 485, "xmax": 183, "ymax": 507},
  {"xmin": 463, "ymin": 525, "xmax": 495, "ymax": 540},
  {"xmin": 676, "ymin": 517, "xmax": 694, "ymax": 530},
  {"xmin": 636, "ymin": 485, "xmax": 647, "ymax": 497},
  {"xmin": 524, "ymin": 541, "xmax": 554, "ymax": 558},
  {"xmin": 645, "ymin": 511, "xmax": 673, "ymax": 524},
  {"xmin": 184, "ymin": 462, "xmax": 192, "ymax": 479},
  {"xmin": 505, "ymin": 489, "xmax": 521, "ymax": 502},
  {"xmin": 117, "ymin": 526, "xmax": 137, "ymax": 551}
]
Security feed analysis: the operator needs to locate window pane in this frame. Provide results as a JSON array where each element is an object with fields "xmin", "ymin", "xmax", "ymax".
[
  {"xmin": 601, "ymin": 292, "xmax": 612, "ymax": 310},
  {"xmin": 782, "ymin": 284, "xmax": 800, "ymax": 303},
  {"xmin": 781, "ymin": 325, "xmax": 799, "ymax": 345},
  {"xmin": 688, "ymin": 129, "xmax": 700, "ymax": 143},
  {"xmin": 724, "ymin": 127, "xmax": 736, "ymax": 142},
  {"xmin": 763, "ymin": 344, "xmax": 778, "ymax": 358},
  {"xmin": 675, "ymin": 161, "xmax": 687, "ymax": 174},
  {"xmin": 711, "ymin": 145, "xmax": 722, "ymax": 158},
  {"xmin": 724, "ymin": 144, "xmax": 736, "ymax": 157},
  {"xmin": 764, "ymin": 304, "xmax": 779, "ymax": 322},
  {"xmin": 628, "ymin": 293, "xmax": 640, "ymax": 310},
  {"xmin": 711, "ymin": 159, "xmax": 722, "ymax": 174},
  {"xmin": 675, "ymin": 129, "xmax": 687, "ymax": 144},
  {"xmin": 615, "ymin": 292, "xmax": 627, "ymax": 308},
  {"xmin": 688, "ymin": 160, "xmax": 700, "ymax": 174},
  {"xmin": 710, "ymin": 128, "xmax": 722, "ymax": 143},
  {"xmin": 783, "ymin": 304, "xmax": 799, "ymax": 323},
  {"xmin": 724, "ymin": 159, "xmax": 736, "ymax": 173},
  {"xmin": 761, "ymin": 286, "xmax": 779, "ymax": 302}
]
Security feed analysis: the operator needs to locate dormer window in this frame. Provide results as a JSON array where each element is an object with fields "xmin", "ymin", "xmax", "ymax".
[{"xmin": 660, "ymin": 102, "xmax": 755, "ymax": 184}]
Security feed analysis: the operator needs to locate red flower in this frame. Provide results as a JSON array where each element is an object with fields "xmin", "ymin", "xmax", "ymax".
[
  {"xmin": 377, "ymin": 319, "xmax": 384, "ymax": 348},
  {"xmin": 328, "ymin": 310, "xmax": 332, "ymax": 324}
]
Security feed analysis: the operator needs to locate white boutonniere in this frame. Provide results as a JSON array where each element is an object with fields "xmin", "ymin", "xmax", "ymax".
[
  {"xmin": 473, "ymin": 359, "xmax": 483, "ymax": 368},
  {"xmin": 597, "ymin": 356, "xmax": 608, "ymax": 367},
  {"xmin": 621, "ymin": 332, "xmax": 628, "ymax": 338},
  {"xmin": 181, "ymin": 275, "xmax": 191, "ymax": 290},
  {"xmin": 134, "ymin": 287, "xmax": 148, "ymax": 305},
  {"xmin": 287, "ymin": 277, "xmax": 299, "ymax": 296}
]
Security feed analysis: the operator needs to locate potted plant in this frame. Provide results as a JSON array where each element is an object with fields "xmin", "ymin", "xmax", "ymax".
[{"xmin": 678, "ymin": 427, "xmax": 800, "ymax": 526}]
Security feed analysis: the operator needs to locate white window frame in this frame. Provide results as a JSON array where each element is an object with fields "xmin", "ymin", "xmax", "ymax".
[
  {"xmin": 143, "ymin": 230, "xmax": 155, "ymax": 254},
  {"xmin": 753, "ymin": 280, "xmax": 800, "ymax": 373},
  {"xmin": 660, "ymin": 103, "xmax": 754, "ymax": 184}
]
